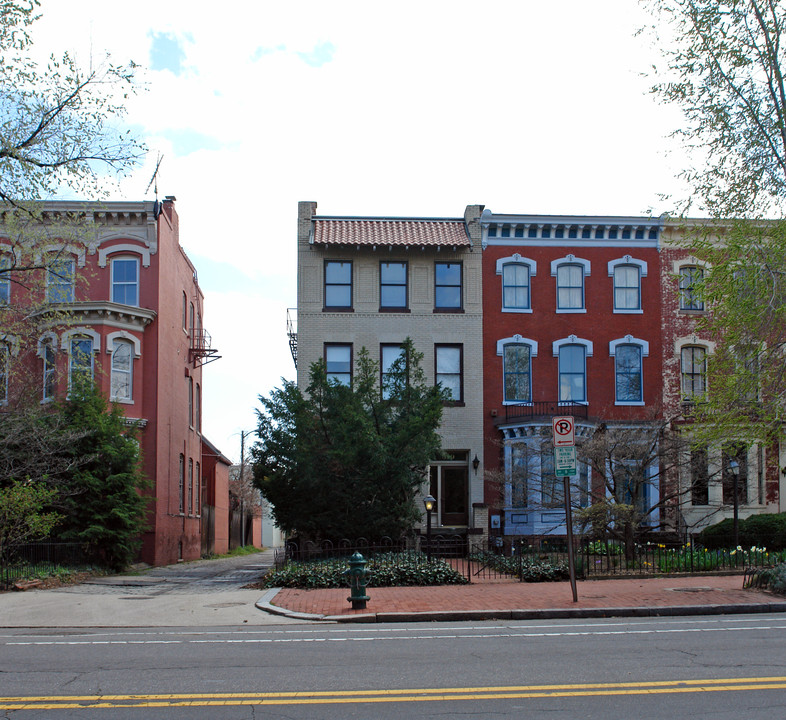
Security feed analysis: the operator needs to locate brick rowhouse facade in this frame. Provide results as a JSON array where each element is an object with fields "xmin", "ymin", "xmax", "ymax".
[
  {"xmin": 0, "ymin": 198, "xmax": 225, "ymax": 566},
  {"xmin": 293, "ymin": 203, "xmax": 784, "ymax": 541},
  {"xmin": 660, "ymin": 219, "xmax": 785, "ymax": 535},
  {"xmin": 480, "ymin": 209, "xmax": 664, "ymax": 538},
  {"xmin": 293, "ymin": 202, "xmax": 486, "ymax": 536}
]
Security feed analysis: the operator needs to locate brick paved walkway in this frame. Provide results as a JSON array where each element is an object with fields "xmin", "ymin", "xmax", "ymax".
[{"xmin": 271, "ymin": 574, "xmax": 786, "ymax": 619}]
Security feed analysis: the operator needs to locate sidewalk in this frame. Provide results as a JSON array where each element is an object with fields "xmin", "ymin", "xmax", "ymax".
[{"xmin": 257, "ymin": 573, "xmax": 786, "ymax": 623}]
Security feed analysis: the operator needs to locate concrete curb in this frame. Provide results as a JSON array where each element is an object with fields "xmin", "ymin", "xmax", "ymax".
[{"xmin": 256, "ymin": 587, "xmax": 786, "ymax": 624}]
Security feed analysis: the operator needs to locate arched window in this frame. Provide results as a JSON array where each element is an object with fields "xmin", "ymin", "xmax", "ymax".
[
  {"xmin": 195, "ymin": 383, "xmax": 201, "ymax": 431},
  {"xmin": 679, "ymin": 265, "xmax": 704, "ymax": 310},
  {"xmin": 43, "ymin": 340, "xmax": 56, "ymax": 401},
  {"xmin": 47, "ymin": 255, "xmax": 75, "ymax": 303},
  {"xmin": 110, "ymin": 340, "xmax": 134, "ymax": 402},
  {"xmin": 68, "ymin": 335, "xmax": 94, "ymax": 388},
  {"xmin": 610, "ymin": 336, "xmax": 649, "ymax": 404},
  {"xmin": 503, "ymin": 344, "xmax": 532, "ymax": 403},
  {"xmin": 552, "ymin": 256, "xmax": 590, "ymax": 312}
]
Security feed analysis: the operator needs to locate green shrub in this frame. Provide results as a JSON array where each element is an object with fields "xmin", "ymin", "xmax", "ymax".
[
  {"xmin": 698, "ymin": 512, "xmax": 786, "ymax": 551},
  {"xmin": 262, "ymin": 552, "xmax": 469, "ymax": 589},
  {"xmin": 468, "ymin": 551, "xmax": 570, "ymax": 582}
]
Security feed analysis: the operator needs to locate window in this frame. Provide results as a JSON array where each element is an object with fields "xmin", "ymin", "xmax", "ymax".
[
  {"xmin": 614, "ymin": 344, "xmax": 643, "ymax": 403},
  {"xmin": 722, "ymin": 444, "xmax": 748, "ymax": 506},
  {"xmin": 681, "ymin": 346, "xmax": 706, "ymax": 400},
  {"xmin": 557, "ymin": 264, "xmax": 584, "ymax": 310},
  {"xmin": 613, "ymin": 265, "xmax": 640, "ymax": 310},
  {"xmin": 47, "ymin": 256, "xmax": 75, "ymax": 303},
  {"xmin": 434, "ymin": 262, "xmax": 462, "ymax": 310},
  {"xmin": 110, "ymin": 340, "xmax": 133, "ymax": 402},
  {"xmin": 502, "ymin": 263, "xmax": 530, "ymax": 310},
  {"xmin": 540, "ymin": 443, "xmax": 563, "ymax": 507},
  {"xmin": 68, "ymin": 336, "xmax": 94, "ymax": 387},
  {"xmin": 503, "ymin": 344, "xmax": 532, "ymax": 403},
  {"xmin": 324, "ymin": 261, "xmax": 352, "ymax": 309},
  {"xmin": 510, "ymin": 444, "xmax": 531, "ymax": 508},
  {"xmin": 182, "ymin": 292, "xmax": 187, "ymax": 330},
  {"xmin": 691, "ymin": 446, "xmax": 709, "ymax": 506},
  {"xmin": 0, "ymin": 254, "xmax": 10, "ymax": 304},
  {"xmin": 381, "ymin": 344, "xmax": 404, "ymax": 399},
  {"xmin": 188, "ymin": 376, "xmax": 194, "ymax": 426},
  {"xmin": 195, "ymin": 383, "xmax": 201, "ymax": 431},
  {"xmin": 380, "ymin": 262, "xmax": 407, "ymax": 309},
  {"xmin": 325, "ymin": 344, "xmax": 352, "ymax": 385},
  {"xmin": 111, "ymin": 257, "xmax": 139, "ymax": 306},
  {"xmin": 42, "ymin": 340, "xmax": 56, "ymax": 401},
  {"xmin": 436, "ymin": 345, "xmax": 462, "ymax": 402},
  {"xmin": 0, "ymin": 342, "xmax": 8, "ymax": 404},
  {"xmin": 188, "ymin": 457, "xmax": 194, "ymax": 515},
  {"xmin": 558, "ymin": 344, "xmax": 586, "ymax": 402},
  {"xmin": 679, "ymin": 266, "xmax": 704, "ymax": 310},
  {"xmin": 195, "ymin": 462, "xmax": 201, "ymax": 515},
  {"xmin": 179, "ymin": 454, "xmax": 185, "ymax": 514}
]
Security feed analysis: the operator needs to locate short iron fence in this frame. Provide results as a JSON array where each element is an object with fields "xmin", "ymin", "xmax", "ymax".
[
  {"xmin": 0, "ymin": 542, "xmax": 87, "ymax": 589},
  {"xmin": 273, "ymin": 535, "xmax": 786, "ymax": 585}
]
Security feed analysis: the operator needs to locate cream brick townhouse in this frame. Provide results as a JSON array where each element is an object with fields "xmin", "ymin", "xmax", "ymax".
[{"xmin": 292, "ymin": 201, "xmax": 487, "ymax": 538}]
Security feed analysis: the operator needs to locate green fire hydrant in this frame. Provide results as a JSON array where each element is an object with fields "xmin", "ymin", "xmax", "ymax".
[{"xmin": 343, "ymin": 552, "xmax": 370, "ymax": 610}]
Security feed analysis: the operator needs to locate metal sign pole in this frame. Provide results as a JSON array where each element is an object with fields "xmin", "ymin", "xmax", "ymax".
[{"xmin": 563, "ymin": 476, "xmax": 578, "ymax": 603}]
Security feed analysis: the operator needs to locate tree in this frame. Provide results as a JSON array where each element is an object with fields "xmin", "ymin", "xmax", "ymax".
[
  {"xmin": 51, "ymin": 376, "xmax": 149, "ymax": 570},
  {"xmin": 643, "ymin": 0, "xmax": 786, "ymax": 218},
  {"xmin": 251, "ymin": 339, "xmax": 448, "ymax": 541},
  {"xmin": 644, "ymin": 1, "xmax": 786, "ymax": 444},
  {"xmin": 0, "ymin": 0, "xmax": 145, "ymax": 208},
  {"xmin": 0, "ymin": 480, "xmax": 60, "ymax": 579}
]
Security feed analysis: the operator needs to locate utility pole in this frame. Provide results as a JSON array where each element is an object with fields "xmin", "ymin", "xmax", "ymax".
[{"xmin": 238, "ymin": 430, "xmax": 251, "ymax": 547}]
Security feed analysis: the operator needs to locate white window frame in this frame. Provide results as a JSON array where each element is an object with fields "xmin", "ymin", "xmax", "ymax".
[
  {"xmin": 110, "ymin": 256, "xmax": 140, "ymax": 306},
  {"xmin": 497, "ymin": 254, "xmax": 537, "ymax": 313},
  {"xmin": 496, "ymin": 335, "xmax": 539, "ymax": 405},
  {"xmin": 551, "ymin": 255, "xmax": 590, "ymax": 313},
  {"xmin": 608, "ymin": 256, "xmax": 647, "ymax": 313},
  {"xmin": 609, "ymin": 335, "xmax": 649, "ymax": 405},
  {"xmin": 553, "ymin": 336, "xmax": 593, "ymax": 403},
  {"xmin": 110, "ymin": 339, "xmax": 134, "ymax": 403}
]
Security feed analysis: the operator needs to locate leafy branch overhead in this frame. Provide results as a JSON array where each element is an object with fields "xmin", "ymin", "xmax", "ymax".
[
  {"xmin": 643, "ymin": 0, "xmax": 786, "ymax": 217},
  {"xmin": 0, "ymin": 0, "xmax": 146, "ymax": 206}
]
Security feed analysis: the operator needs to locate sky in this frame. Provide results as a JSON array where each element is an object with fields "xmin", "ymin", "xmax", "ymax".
[{"xmin": 33, "ymin": 0, "xmax": 689, "ymax": 462}]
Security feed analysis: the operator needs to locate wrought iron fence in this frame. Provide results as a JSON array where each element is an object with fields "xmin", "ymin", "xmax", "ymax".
[
  {"xmin": 1, "ymin": 542, "xmax": 87, "ymax": 589},
  {"xmin": 270, "ymin": 534, "xmax": 786, "ymax": 586}
]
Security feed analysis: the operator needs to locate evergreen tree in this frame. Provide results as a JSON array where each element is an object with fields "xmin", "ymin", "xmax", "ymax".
[
  {"xmin": 53, "ymin": 377, "xmax": 149, "ymax": 570},
  {"xmin": 251, "ymin": 339, "xmax": 448, "ymax": 541}
]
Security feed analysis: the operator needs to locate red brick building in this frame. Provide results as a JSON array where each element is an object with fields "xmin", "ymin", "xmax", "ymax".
[
  {"xmin": 479, "ymin": 209, "xmax": 665, "ymax": 537},
  {"xmin": 0, "ymin": 198, "xmax": 227, "ymax": 566}
]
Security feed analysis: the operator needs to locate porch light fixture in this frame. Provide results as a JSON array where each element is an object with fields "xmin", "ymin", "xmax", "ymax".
[
  {"xmin": 423, "ymin": 494, "xmax": 436, "ymax": 562},
  {"xmin": 472, "ymin": 454, "xmax": 480, "ymax": 474},
  {"xmin": 729, "ymin": 458, "xmax": 740, "ymax": 547}
]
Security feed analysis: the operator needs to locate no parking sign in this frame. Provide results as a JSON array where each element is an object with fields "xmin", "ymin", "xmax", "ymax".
[{"xmin": 551, "ymin": 416, "xmax": 575, "ymax": 447}]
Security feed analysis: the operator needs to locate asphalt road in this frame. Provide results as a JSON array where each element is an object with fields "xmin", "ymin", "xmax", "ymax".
[{"xmin": 2, "ymin": 614, "xmax": 785, "ymax": 718}]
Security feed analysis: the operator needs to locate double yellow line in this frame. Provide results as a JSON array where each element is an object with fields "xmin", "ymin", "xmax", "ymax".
[{"xmin": 3, "ymin": 676, "xmax": 786, "ymax": 710}]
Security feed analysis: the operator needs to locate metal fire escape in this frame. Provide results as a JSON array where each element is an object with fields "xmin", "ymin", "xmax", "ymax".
[
  {"xmin": 287, "ymin": 307, "xmax": 297, "ymax": 368},
  {"xmin": 189, "ymin": 328, "xmax": 221, "ymax": 367}
]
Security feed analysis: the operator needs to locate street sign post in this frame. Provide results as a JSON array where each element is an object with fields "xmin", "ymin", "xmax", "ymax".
[{"xmin": 551, "ymin": 416, "xmax": 578, "ymax": 603}]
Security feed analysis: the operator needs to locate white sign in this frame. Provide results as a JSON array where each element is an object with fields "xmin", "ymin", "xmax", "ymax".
[
  {"xmin": 552, "ymin": 416, "xmax": 575, "ymax": 447},
  {"xmin": 554, "ymin": 446, "xmax": 577, "ymax": 476}
]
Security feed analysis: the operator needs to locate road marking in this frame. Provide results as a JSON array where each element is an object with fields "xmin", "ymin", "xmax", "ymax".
[
  {"xmin": 3, "ymin": 676, "xmax": 786, "ymax": 709},
  {"xmin": 7, "ymin": 624, "xmax": 786, "ymax": 646}
]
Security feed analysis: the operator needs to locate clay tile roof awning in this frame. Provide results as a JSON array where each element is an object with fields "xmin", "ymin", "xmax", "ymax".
[{"xmin": 313, "ymin": 219, "xmax": 470, "ymax": 247}]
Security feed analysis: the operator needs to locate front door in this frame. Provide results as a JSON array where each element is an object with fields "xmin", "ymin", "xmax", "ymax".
[{"xmin": 429, "ymin": 455, "xmax": 469, "ymax": 527}]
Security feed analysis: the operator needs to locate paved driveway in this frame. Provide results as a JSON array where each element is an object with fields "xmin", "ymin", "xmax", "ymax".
[{"xmin": 0, "ymin": 549, "xmax": 305, "ymax": 627}]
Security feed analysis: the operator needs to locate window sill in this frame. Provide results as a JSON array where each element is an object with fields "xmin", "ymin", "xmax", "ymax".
[
  {"xmin": 555, "ymin": 308, "xmax": 587, "ymax": 314},
  {"xmin": 502, "ymin": 307, "xmax": 533, "ymax": 314},
  {"xmin": 379, "ymin": 307, "xmax": 411, "ymax": 313},
  {"xmin": 679, "ymin": 308, "xmax": 706, "ymax": 315},
  {"xmin": 323, "ymin": 307, "xmax": 354, "ymax": 312},
  {"xmin": 502, "ymin": 400, "xmax": 532, "ymax": 406},
  {"xmin": 443, "ymin": 401, "xmax": 466, "ymax": 407},
  {"xmin": 613, "ymin": 309, "xmax": 643, "ymax": 314},
  {"xmin": 111, "ymin": 397, "xmax": 134, "ymax": 405},
  {"xmin": 615, "ymin": 401, "xmax": 645, "ymax": 406},
  {"xmin": 433, "ymin": 307, "xmax": 464, "ymax": 313}
]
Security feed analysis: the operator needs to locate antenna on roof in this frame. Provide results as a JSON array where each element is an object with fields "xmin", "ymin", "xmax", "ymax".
[
  {"xmin": 145, "ymin": 153, "xmax": 164, "ymax": 200},
  {"xmin": 146, "ymin": 154, "xmax": 164, "ymax": 218}
]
